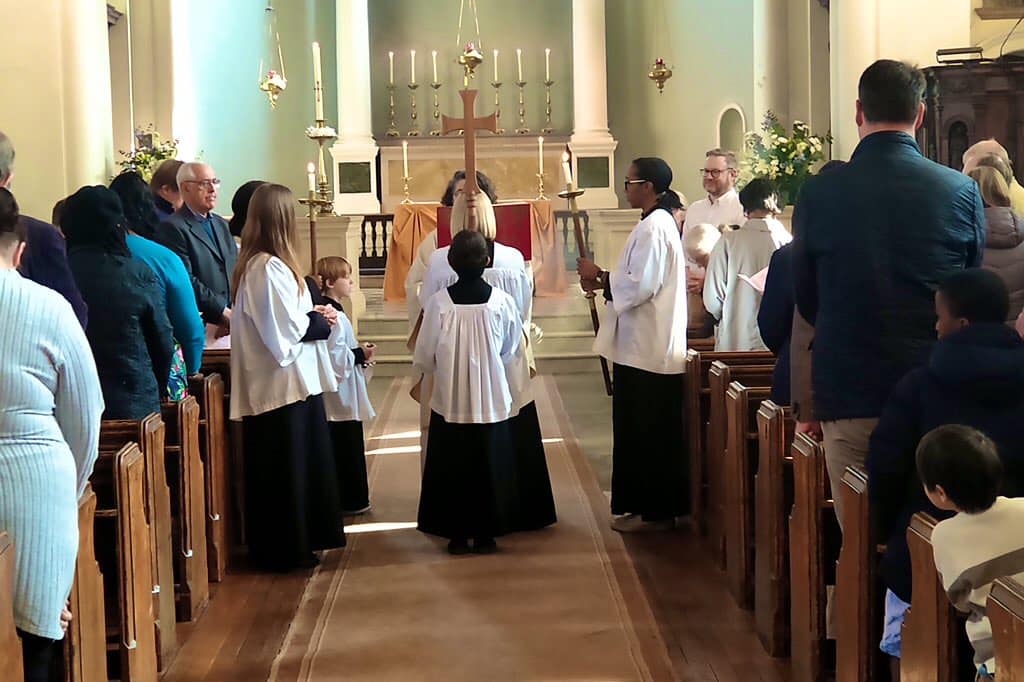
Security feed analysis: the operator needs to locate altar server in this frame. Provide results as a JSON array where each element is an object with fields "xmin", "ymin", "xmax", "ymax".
[
  {"xmin": 415, "ymin": 230, "xmax": 524, "ymax": 555},
  {"xmin": 229, "ymin": 183, "xmax": 345, "ymax": 572},
  {"xmin": 577, "ymin": 157, "xmax": 688, "ymax": 532}
]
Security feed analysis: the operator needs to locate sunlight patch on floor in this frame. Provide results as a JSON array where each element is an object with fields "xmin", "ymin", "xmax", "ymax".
[
  {"xmin": 366, "ymin": 444, "xmax": 420, "ymax": 456},
  {"xmin": 344, "ymin": 521, "xmax": 418, "ymax": 534},
  {"xmin": 371, "ymin": 429, "xmax": 420, "ymax": 441}
]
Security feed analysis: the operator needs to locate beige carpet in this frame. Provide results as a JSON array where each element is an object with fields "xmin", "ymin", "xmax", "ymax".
[{"xmin": 269, "ymin": 376, "xmax": 677, "ymax": 682}]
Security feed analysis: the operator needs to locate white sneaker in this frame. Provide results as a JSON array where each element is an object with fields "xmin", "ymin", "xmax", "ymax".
[{"xmin": 610, "ymin": 514, "xmax": 674, "ymax": 533}]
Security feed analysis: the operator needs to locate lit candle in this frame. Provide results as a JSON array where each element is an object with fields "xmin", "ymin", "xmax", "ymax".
[
  {"xmin": 312, "ymin": 42, "xmax": 324, "ymax": 121},
  {"xmin": 545, "ymin": 48, "xmax": 551, "ymax": 82},
  {"xmin": 307, "ymin": 162, "xmax": 316, "ymax": 192},
  {"xmin": 388, "ymin": 51, "xmax": 394, "ymax": 85},
  {"xmin": 538, "ymin": 137, "xmax": 544, "ymax": 174},
  {"xmin": 410, "ymin": 49, "xmax": 416, "ymax": 84},
  {"xmin": 402, "ymin": 140, "xmax": 409, "ymax": 178},
  {"xmin": 561, "ymin": 150, "xmax": 573, "ymax": 188},
  {"xmin": 493, "ymin": 49, "xmax": 499, "ymax": 82},
  {"xmin": 431, "ymin": 50, "xmax": 438, "ymax": 83},
  {"xmin": 516, "ymin": 48, "xmax": 523, "ymax": 83}
]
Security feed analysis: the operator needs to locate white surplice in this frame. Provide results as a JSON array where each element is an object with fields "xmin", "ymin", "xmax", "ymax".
[
  {"xmin": 413, "ymin": 288, "xmax": 522, "ymax": 424},
  {"xmin": 323, "ymin": 309, "xmax": 376, "ymax": 423},
  {"xmin": 229, "ymin": 254, "xmax": 337, "ymax": 420},
  {"xmin": 404, "ymin": 230, "xmax": 438, "ymax": 332},
  {"xmin": 594, "ymin": 208, "xmax": 688, "ymax": 375}
]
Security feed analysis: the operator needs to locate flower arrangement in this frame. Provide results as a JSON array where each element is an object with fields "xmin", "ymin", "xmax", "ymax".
[
  {"xmin": 741, "ymin": 111, "xmax": 831, "ymax": 206},
  {"xmin": 117, "ymin": 125, "xmax": 179, "ymax": 182}
]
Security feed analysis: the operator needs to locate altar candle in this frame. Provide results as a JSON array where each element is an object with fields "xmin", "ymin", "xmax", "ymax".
[
  {"xmin": 307, "ymin": 162, "xmax": 316, "ymax": 192},
  {"xmin": 561, "ymin": 150, "xmax": 573, "ymax": 188},
  {"xmin": 410, "ymin": 49, "xmax": 416, "ymax": 84},
  {"xmin": 312, "ymin": 42, "xmax": 324, "ymax": 120},
  {"xmin": 431, "ymin": 50, "xmax": 438, "ymax": 83},
  {"xmin": 388, "ymin": 51, "xmax": 394, "ymax": 85},
  {"xmin": 545, "ymin": 48, "xmax": 551, "ymax": 82},
  {"xmin": 516, "ymin": 48, "xmax": 523, "ymax": 82},
  {"xmin": 493, "ymin": 49, "xmax": 499, "ymax": 82},
  {"xmin": 537, "ymin": 137, "xmax": 544, "ymax": 174},
  {"xmin": 402, "ymin": 140, "xmax": 409, "ymax": 178}
]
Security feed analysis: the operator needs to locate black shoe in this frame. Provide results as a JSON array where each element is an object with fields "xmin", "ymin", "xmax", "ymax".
[
  {"xmin": 447, "ymin": 539, "xmax": 471, "ymax": 555},
  {"xmin": 472, "ymin": 538, "xmax": 498, "ymax": 554}
]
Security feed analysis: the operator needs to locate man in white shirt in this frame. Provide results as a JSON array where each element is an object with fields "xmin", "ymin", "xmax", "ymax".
[{"xmin": 577, "ymin": 157, "xmax": 688, "ymax": 533}]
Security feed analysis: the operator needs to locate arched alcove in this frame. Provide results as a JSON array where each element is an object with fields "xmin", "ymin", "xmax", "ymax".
[{"xmin": 718, "ymin": 106, "xmax": 746, "ymax": 155}]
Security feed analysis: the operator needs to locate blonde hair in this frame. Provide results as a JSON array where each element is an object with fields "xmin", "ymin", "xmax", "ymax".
[
  {"xmin": 683, "ymin": 223, "xmax": 723, "ymax": 264},
  {"xmin": 314, "ymin": 256, "xmax": 352, "ymax": 293},
  {"xmin": 231, "ymin": 183, "xmax": 305, "ymax": 301},
  {"xmin": 450, "ymin": 191, "xmax": 497, "ymax": 240},
  {"xmin": 968, "ymin": 166, "xmax": 1012, "ymax": 209}
]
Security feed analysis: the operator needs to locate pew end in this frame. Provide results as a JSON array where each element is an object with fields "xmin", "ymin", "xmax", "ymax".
[
  {"xmin": 990, "ymin": 577, "xmax": 1024, "ymax": 680},
  {"xmin": 0, "ymin": 532, "xmax": 24, "ymax": 680}
]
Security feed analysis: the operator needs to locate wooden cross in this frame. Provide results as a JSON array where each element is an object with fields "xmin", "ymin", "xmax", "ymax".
[{"xmin": 442, "ymin": 88, "xmax": 497, "ymax": 231}]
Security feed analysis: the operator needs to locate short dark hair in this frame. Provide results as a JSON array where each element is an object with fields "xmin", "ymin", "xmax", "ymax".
[
  {"xmin": 916, "ymin": 425, "xmax": 1003, "ymax": 513},
  {"xmin": 938, "ymin": 268, "xmax": 1009, "ymax": 324},
  {"xmin": 0, "ymin": 187, "xmax": 23, "ymax": 248},
  {"xmin": 110, "ymin": 171, "xmax": 160, "ymax": 239},
  {"xmin": 448, "ymin": 229, "xmax": 488, "ymax": 279},
  {"xmin": 739, "ymin": 178, "xmax": 781, "ymax": 214},
  {"xmin": 441, "ymin": 170, "xmax": 497, "ymax": 207},
  {"xmin": 631, "ymin": 157, "xmax": 673, "ymax": 194},
  {"xmin": 150, "ymin": 159, "xmax": 184, "ymax": 193},
  {"xmin": 858, "ymin": 59, "xmax": 926, "ymax": 125},
  {"xmin": 230, "ymin": 180, "xmax": 268, "ymax": 238}
]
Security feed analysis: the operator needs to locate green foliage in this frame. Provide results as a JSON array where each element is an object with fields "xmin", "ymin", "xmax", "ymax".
[
  {"xmin": 740, "ymin": 111, "xmax": 831, "ymax": 206},
  {"xmin": 116, "ymin": 125, "xmax": 180, "ymax": 182}
]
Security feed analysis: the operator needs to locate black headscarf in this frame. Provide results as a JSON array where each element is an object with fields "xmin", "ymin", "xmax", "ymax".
[
  {"xmin": 62, "ymin": 185, "xmax": 130, "ymax": 257},
  {"xmin": 229, "ymin": 180, "xmax": 267, "ymax": 238},
  {"xmin": 110, "ymin": 171, "xmax": 160, "ymax": 239}
]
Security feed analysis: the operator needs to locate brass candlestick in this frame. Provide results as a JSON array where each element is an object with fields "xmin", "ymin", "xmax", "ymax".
[
  {"xmin": 429, "ymin": 81, "xmax": 442, "ymax": 136},
  {"xmin": 515, "ymin": 80, "xmax": 529, "ymax": 135},
  {"xmin": 407, "ymin": 82, "xmax": 421, "ymax": 136},
  {"xmin": 299, "ymin": 190, "xmax": 334, "ymax": 272},
  {"xmin": 536, "ymin": 172, "xmax": 547, "ymax": 200},
  {"xmin": 385, "ymin": 84, "xmax": 399, "ymax": 137},
  {"xmin": 542, "ymin": 79, "xmax": 554, "ymax": 133},
  {"xmin": 305, "ymin": 120, "xmax": 337, "ymax": 206},
  {"xmin": 491, "ymin": 81, "xmax": 506, "ymax": 135},
  {"xmin": 401, "ymin": 175, "xmax": 412, "ymax": 204}
]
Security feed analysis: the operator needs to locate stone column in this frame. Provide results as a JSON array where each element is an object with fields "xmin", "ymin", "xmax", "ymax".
[
  {"xmin": 330, "ymin": 0, "xmax": 381, "ymax": 216},
  {"xmin": 569, "ymin": 0, "xmax": 618, "ymax": 209}
]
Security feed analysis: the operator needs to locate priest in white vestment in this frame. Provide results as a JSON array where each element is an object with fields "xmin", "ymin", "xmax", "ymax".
[{"xmin": 578, "ymin": 157, "xmax": 689, "ymax": 533}]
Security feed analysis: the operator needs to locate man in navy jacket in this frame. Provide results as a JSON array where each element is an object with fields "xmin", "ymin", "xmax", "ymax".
[{"xmin": 791, "ymin": 60, "xmax": 986, "ymax": 530}]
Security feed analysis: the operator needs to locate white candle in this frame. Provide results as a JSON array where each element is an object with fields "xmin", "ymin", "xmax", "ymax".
[
  {"xmin": 388, "ymin": 51, "xmax": 394, "ymax": 85},
  {"xmin": 431, "ymin": 50, "xmax": 438, "ymax": 83},
  {"xmin": 312, "ymin": 42, "xmax": 324, "ymax": 120},
  {"xmin": 545, "ymin": 48, "xmax": 551, "ymax": 82},
  {"xmin": 538, "ymin": 137, "xmax": 544, "ymax": 174},
  {"xmin": 516, "ymin": 48, "xmax": 523, "ymax": 82},
  {"xmin": 402, "ymin": 140, "xmax": 409, "ymax": 178},
  {"xmin": 493, "ymin": 49, "xmax": 499, "ymax": 82},
  {"xmin": 561, "ymin": 150, "xmax": 573, "ymax": 188},
  {"xmin": 307, "ymin": 162, "xmax": 316, "ymax": 192},
  {"xmin": 410, "ymin": 49, "xmax": 416, "ymax": 84}
]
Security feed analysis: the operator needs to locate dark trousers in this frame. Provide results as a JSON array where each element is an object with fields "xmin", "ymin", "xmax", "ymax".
[{"xmin": 18, "ymin": 629, "xmax": 61, "ymax": 682}]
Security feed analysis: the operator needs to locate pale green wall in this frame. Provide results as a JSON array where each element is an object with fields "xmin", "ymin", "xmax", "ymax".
[
  {"xmin": 606, "ymin": 0, "xmax": 755, "ymax": 206},
  {"xmin": 368, "ymin": 0, "xmax": 574, "ymax": 138},
  {"xmin": 183, "ymin": 0, "xmax": 337, "ymax": 209}
]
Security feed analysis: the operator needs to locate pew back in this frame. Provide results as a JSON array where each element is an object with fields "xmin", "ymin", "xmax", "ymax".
[
  {"xmin": 64, "ymin": 486, "xmax": 107, "ymax": 682},
  {"xmin": 990, "ymin": 577, "xmax": 1024, "ymax": 680},
  {"xmin": 188, "ymin": 373, "xmax": 229, "ymax": 582},
  {"xmin": 0, "ymin": 531, "xmax": 23, "ymax": 678}
]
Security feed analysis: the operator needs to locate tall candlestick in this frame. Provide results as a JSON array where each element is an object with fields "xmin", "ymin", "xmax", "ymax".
[
  {"xmin": 431, "ymin": 50, "xmax": 438, "ymax": 83},
  {"xmin": 402, "ymin": 140, "xmax": 409, "ymax": 178},
  {"xmin": 545, "ymin": 48, "xmax": 551, "ymax": 82},
  {"xmin": 493, "ymin": 49, "xmax": 499, "ymax": 82},
  {"xmin": 388, "ymin": 51, "xmax": 394, "ymax": 85},
  {"xmin": 538, "ymin": 137, "xmax": 544, "ymax": 174},
  {"xmin": 307, "ymin": 162, "xmax": 316, "ymax": 192},
  {"xmin": 516, "ymin": 48, "xmax": 523, "ymax": 82},
  {"xmin": 410, "ymin": 49, "xmax": 416, "ymax": 84},
  {"xmin": 312, "ymin": 42, "xmax": 324, "ymax": 121}
]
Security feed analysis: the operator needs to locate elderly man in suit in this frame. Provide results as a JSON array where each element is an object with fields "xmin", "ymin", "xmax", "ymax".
[
  {"xmin": 156, "ymin": 162, "xmax": 237, "ymax": 336},
  {"xmin": 0, "ymin": 130, "xmax": 88, "ymax": 326}
]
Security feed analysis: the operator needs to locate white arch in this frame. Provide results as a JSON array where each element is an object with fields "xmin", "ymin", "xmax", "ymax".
[{"xmin": 716, "ymin": 104, "xmax": 747, "ymax": 153}]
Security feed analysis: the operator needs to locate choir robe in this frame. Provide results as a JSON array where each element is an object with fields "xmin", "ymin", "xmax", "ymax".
[
  {"xmin": 230, "ymin": 254, "xmax": 345, "ymax": 570},
  {"xmin": 324, "ymin": 307, "xmax": 376, "ymax": 513},
  {"xmin": 414, "ymin": 287, "xmax": 524, "ymax": 540},
  {"xmin": 419, "ymin": 241, "xmax": 557, "ymax": 531},
  {"xmin": 594, "ymin": 207, "xmax": 690, "ymax": 521}
]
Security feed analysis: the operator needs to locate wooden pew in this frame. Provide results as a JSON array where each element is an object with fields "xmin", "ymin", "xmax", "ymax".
[
  {"xmin": 98, "ymin": 415, "xmax": 176, "ymax": 667},
  {"xmin": 188, "ymin": 373, "xmax": 229, "ymax": 583},
  {"xmin": 684, "ymin": 349, "xmax": 774, "ymax": 536},
  {"xmin": 834, "ymin": 465, "xmax": 883, "ymax": 682},
  {"xmin": 789, "ymin": 432, "xmax": 839, "ymax": 682},
  {"xmin": 687, "ymin": 336, "xmax": 716, "ymax": 352},
  {"xmin": 91, "ymin": 443, "xmax": 159, "ymax": 682},
  {"xmin": 160, "ymin": 396, "xmax": 210, "ymax": 622},
  {"xmin": 0, "ymin": 531, "xmax": 24, "ymax": 679},
  {"xmin": 64, "ymin": 486, "xmax": 107, "ymax": 682},
  {"xmin": 707, "ymin": 360, "xmax": 774, "ymax": 566},
  {"xmin": 900, "ymin": 513, "xmax": 960, "ymax": 682},
  {"xmin": 754, "ymin": 401, "xmax": 795, "ymax": 656},
  {"xmin": 990, "ymin": 577, "xmax": 1024, "ymax": 679},
  {"xmin": 201, "ymin": 349, "xmax": 246, "ymax": 550},
  {"xmin": 724, "ymin": 380, "xmax": 773, "ymax": 609}
]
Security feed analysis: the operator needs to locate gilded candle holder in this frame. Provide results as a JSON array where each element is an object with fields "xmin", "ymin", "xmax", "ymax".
[
  {"xmin": 491, "ymin": 81, "xmax": 506, "ymax": 135},
  {"xmin": 429, "ymin": 82, "xmax": 442, "ymax": 136},
  {"xmin": 385, "ymin": 84, "xmax": 399, "ymax": 137},
  {"xmin": 304, "ymin": 120, "xmax": 337, "ymax": 206},
  {"xmin": 515, "ymin": 80, "xmax": 529, "ymax": 135},
  {"xmin": 401, "ymin": 175, "xmax": 413, "ymax": 204},
  {"xmin": 536, "ymin": 172, "xmax": 547, "ymax": 201},
  {"xmin": 542, "ymin": 80, "xmax": 554, "ymax": 134},
  {"xmin": 407, "ymin": 82, "xmax": 421, "ymax": 136}
]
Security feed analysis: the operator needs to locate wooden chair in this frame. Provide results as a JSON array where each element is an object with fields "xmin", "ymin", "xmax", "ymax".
[
  {"xmin": 684, "ymin": 348, "xmax": 774, "ymax": 537},
  {"xmin": 754, "ymin": 401, "xmax": 795, "ymax": 656},
  {"xmin": 789, "ymin": 432, "xmax": 838, "ymax": 682},
  {"xmin": 64, "ymin": 486, "xmax": 107, "ymax": 682},
  {"xmin": 990, "ymin": 577, "xmax": 1024, "ymax": 680},
  {"xmin": 99, "ymin": 415, "xmax": 176, "ymax": 667},
  {"xmin": 900, "ymin": 513, "xmax": 960, "ymax": 682},
  {"xmin": 0, "ymin": 532, "xmax": 24, "ymax": 679},
  {"xmin": 724, "ymin": 380, "xmax": 773, "ymax": 609},
  {"xmin": 707, "ymin": 360, "xmax": 774, "ymax": 566},
  {"xmin": 188, "ymin": 373, "xmax": 229, "ymax": 583},
  {"xmin": 160, "ymin": 396, "xmax": 210, "ymax": 622},
  {"xmin": 91, "ymin": 443, "xmax": 159, "ymax": 682}
]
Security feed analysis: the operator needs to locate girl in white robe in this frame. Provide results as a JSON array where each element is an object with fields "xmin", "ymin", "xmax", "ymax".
[{"xmin": 415, "ymin": 230, "xmax": 523, "ymax": 554}]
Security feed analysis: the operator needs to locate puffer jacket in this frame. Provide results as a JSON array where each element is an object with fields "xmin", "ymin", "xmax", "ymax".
[{"xmin": 981, "ymin": 206, "xmax": 1024, "ymax": 323}]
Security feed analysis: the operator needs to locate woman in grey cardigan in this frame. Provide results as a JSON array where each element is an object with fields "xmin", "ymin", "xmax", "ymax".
[
  {"xmin": 0, "ymin": 188, "xmax": 104, "ymax": 681},
  {"xmin": 968, "ymin": 165, "xmax": 1024, "ymax": 323}
]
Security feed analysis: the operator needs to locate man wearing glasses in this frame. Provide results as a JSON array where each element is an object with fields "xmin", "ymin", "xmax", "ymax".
[{"xmin": 156, "ymin": 162, "xmax": 238, "ymax": 337}]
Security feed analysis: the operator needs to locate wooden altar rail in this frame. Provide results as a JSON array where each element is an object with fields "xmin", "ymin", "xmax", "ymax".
[
  {"xmin": 991, "ymin": 577, "xmax": 1024, "ymax": 679},
  {"xmin": 0, "ymin": 531, "xmax": 23, "ymax": 680},
  {"xmin": 64, "ymin": 486, "xmax": 107, "ymax": 682},
  {"xmin": 360, "ymin": 214, "xmax": 393, "ymax": 276}
]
